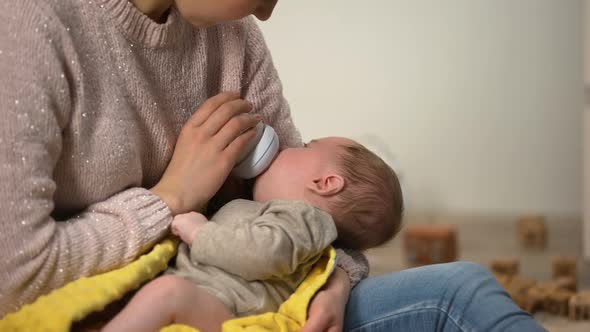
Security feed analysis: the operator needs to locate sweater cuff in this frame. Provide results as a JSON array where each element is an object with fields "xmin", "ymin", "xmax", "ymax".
[
  {"xmin": 335, "ymin": 248, "xmax": 370, "ymax": 289},
  {"xmin": 109, "ymin": 187, "xmax": 172, "ymax": 245}
]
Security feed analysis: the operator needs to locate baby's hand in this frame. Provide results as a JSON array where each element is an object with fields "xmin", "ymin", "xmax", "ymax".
[{"xmin": 171, "ymin": 212, "xmax": 208, "ymax": 245}]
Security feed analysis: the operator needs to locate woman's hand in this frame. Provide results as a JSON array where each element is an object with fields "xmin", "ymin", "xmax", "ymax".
[
  {"xmin": 301, "ymin": 267, "xmax": 351, "ymax": 332},
  {"xmin": 151, "ymin": 92, "xmax": 261, "ymax": 215}
]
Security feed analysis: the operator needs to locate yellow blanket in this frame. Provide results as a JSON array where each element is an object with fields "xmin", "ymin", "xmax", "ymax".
[{"xmin": 0, "ymin": 237, "xmax": 336, "ymax": 332}]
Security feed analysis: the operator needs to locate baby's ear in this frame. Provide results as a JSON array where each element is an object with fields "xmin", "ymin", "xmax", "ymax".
[{"xmin": 306, "ymin": 174, "xmax": 345, "ymax": 197}]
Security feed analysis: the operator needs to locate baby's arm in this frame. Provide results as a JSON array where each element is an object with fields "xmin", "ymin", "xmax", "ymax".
[
  {"xmin": 189, "ymin": 202, "xmax": 337, "ymax": 280},
  {"xmin": 171, "ymin": 212, "xmax": 208, "ymax": 245}
]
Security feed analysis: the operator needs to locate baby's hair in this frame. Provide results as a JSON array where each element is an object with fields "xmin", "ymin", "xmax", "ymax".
[{"xmin": 329, "ymin": 142, "xmax": 404, "ymax": 250}]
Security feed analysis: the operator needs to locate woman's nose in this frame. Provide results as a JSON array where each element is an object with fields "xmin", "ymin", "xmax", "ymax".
[{"xmin": 253, "ymin": 0, "xmax": 278, "ymax": 21}]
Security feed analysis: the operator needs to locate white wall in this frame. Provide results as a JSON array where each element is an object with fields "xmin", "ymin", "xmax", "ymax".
[{"xmin": 259, "ymin": 0, "xmax": 584, "ymax": 216}]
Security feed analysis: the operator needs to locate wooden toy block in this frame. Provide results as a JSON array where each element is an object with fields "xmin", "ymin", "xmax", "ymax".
[
  {"xmin": 403, "ymin": 224, "xmax": 457, "ymax": 266},
  {"xmin": 569, "ymin": 290, "xmax": 590, "ymax": 320},
  {"xmin": 552, "ymin": 256, "xmax": 577, "ymax": 286},
  {"xmin": 517, "ymin": 215, "xmax": 547, "ymax": 249},
  {"xmin": 489, "ymin": 258, "xmax": 519, "ymax": 277},
  {"xmin": 544, "ymin": 289, "xmax": 574, "ymax": 317},
  {"xmin": 524, "ymin": 281, "xmax": 560, "ymax": 313},
  {"xmin": 504, "ymin": 276, "xmax": 537, "ymax": 310},
  {"xmin": 554, "ymin": 276, "xmax": 577, "ymax": 292}
]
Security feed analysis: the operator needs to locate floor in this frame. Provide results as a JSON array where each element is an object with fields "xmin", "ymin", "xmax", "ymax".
[{"xmin": 364, "ymin": 212, "xmax": 590, "ymax": 332}]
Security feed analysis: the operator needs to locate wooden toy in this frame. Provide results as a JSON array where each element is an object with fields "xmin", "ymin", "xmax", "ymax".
[
  {"xmin": 554, "ymin": 276, "xmax": 577, "ymax": 292},
  {"xmin": 524, "ymin": 281, "xmax": 560, "ymax": 313},
  {"xmin": 489, "ymin": 258, "xmax": 519, "ymax": 277},
  {"xmin": 403, "ymin": 224, "xmax": 457, "ymax": 266},
  {"xmin": 569, "ymin": 290, "xmax": 590, "ymax": 320},
  {"xmin": 544, "ymin": 289, "xmax": 574, "ymax": 317},
  {"xmin": 486, "ymin": 248, "xmax": 585, "ymax": 319},
  {"xmin": 504, "ymin": 276, "xmax": 537, "ymax": 310},
  {"xmin": 517, "ymin": 215, "xmax": 546, "ymax": 249},
  {"xmin": 552, "ymin": 256, "xmax": 577, "ymax": 287}
]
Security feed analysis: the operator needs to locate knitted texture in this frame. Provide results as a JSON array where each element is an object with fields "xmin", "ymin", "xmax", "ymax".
[
  {"xmin": 0, "ymin": 238, "xmax": 336, "ymax": 332},
  {"xmin": 0, "ymin": 238, "xmax": 179, "ymax": 331},
  {"xmin": 0, "ymin": 0, "xmax": 367, "ymax": 315}
]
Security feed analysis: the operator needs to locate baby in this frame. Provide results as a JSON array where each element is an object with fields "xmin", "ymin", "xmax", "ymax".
[{"xmin": 103, "ymin": 137, "xmax": 404, "ymax": 332}]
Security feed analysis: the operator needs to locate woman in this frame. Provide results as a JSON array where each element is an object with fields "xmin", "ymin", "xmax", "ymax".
[{"xmin": 0, "ymin": 0, "xmax": 544, "ymax": 330}]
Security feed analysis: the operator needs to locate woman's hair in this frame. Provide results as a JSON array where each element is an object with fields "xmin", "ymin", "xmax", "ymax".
[{"xmin": 329, "ymin": 142, "xmax": 404, "ymax": 250}]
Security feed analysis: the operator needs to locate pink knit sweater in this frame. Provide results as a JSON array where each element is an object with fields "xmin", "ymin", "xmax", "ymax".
[{"xmin": 0, "ymin": 0, "xmax": 368, "ymax": 316}]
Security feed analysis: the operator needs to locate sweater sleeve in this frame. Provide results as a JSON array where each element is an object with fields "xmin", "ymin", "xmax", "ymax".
[
  {"xmin": 335, "ymin": 248, "xmax": 370, "ymax": 288},
  {"xmin": 240, "ymin": 17, "xmax": 302, "ymax": 149},
  {"xmin": 190, "ymin": 202, "xmax": 337, "ymax": 281},
  {"xmin": 0, "ymin": 1, "xmax": 171, "ymax": 316}
]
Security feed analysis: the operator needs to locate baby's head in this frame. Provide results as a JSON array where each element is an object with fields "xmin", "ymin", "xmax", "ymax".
[{"xmin": 253, "ymin": 137, "xmax": 404, "ymax": 250}]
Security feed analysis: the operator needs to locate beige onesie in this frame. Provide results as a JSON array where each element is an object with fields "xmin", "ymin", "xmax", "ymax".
[{"xmin": 167, "ymin": 199, "xmax": 337, "ymax": 317}]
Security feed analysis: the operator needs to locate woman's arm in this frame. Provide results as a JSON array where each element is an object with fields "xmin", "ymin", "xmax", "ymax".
[
  {"xmin": 0, "ymin": 2, "xmax": 175, "ymax": 316},
  {"xmin": 301, "ymin": 267, "xmax": 351, "ymax": 332},
  {"xmin": 0, "ymin": 2, "xmax": 257, "ymax": 317},
  {"xmin": 334, "ymin": 248, "xmax": 370, "ymax": 288},
  {"xmin": 299, "ymin": 250, "xmax": 369, "ymax": 332}
]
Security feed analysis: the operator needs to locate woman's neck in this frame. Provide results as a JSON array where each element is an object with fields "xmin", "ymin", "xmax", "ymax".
[{"xmin": 130, "ymin": 0, "xmax": 174, "ymax": 23}]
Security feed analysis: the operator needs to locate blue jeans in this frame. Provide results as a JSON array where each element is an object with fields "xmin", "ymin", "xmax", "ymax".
[{"xmin": 344, "ymin": 262, "xmax": 546, "ymax": 332}]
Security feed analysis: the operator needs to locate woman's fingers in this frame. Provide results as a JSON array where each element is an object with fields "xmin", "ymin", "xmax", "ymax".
[
  {"xmin": 186, "ymin": 91, "xmax": 240, "ymax": 127},
  {"xmin": 200, "ymin": 96, "xmax": 261, "ymax": 154},
  {"xmin": 223, "ymin": 127, "xmax": 258, "ymax": 162},
  {"xmin": 150, "ymin": 92, "xmax": 262, "ymax": 215},
  {"xmin": 215, "ymin": 112, "xmax": 261, "ymax": 150},
  {"xmin": 203, "ymin": 99, "xmax": 254, "ymax": 136}
]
